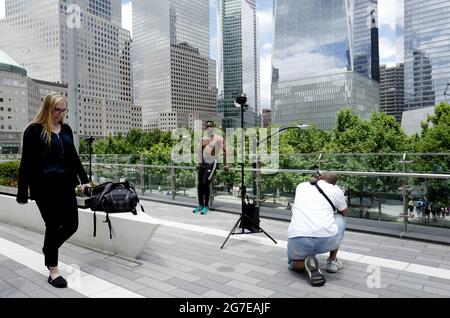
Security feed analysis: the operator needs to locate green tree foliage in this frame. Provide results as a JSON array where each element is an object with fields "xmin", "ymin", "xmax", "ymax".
[
  {"xmin": 143, "ymin": 143, "xmax": 173, "ymax": 165},
  {"xmin": 365, "ymin": 111, "xmax": 408, "ymax": 153},
  {"xmin": 84, "ymin": 129, "xmax": 174, "ymax": 161},
  {"xmin": 418, "ymin": 102, "xmax": 450, "ymax": 152},
  {"xmin": 280, "ymin": 123, "xmax": 330, "ymax": 154},
  {"xmin": 325, "ymin": 108, "xmax": 368, "ymax": 153},
  {"xmin": 411, "ymin": 102, "xmax": 450, "ymax": 204},
  {"xmin": 0, "ymin": 161, "xmax": 20, "ymax": 187}
]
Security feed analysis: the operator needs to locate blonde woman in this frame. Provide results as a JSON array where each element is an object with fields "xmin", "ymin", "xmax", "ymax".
[{"xmin": 17, "ymin": 94, "xmax": 90, "ymax": 288}]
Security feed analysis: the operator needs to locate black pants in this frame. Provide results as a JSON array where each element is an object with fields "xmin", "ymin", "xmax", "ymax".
[
  {"xmin": 34, "ymin": 175, "xmax": 78, "ymax": 267},
  {"xmin": 197, "ymin": 161, "xmax": 217, "ymax": 207}
]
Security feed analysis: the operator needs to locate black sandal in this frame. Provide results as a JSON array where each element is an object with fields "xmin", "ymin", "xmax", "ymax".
[
  {"xmin": 305, "ymin": 256, "xmax": 326, "ymax": 287},
  {"xmin": 48, "ymin": 276, "xmax": 68, "ymax": 288}
]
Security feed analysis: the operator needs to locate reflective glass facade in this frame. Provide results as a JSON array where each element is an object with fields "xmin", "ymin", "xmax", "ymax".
[
  {"xmin": 133, "ymin": 0, "xmax": 215, "ymax": 130},
  {"xmin": 217, "ymin": 0, "xmax": 259, "ymax": 128},
  {"xmin": 396, "ymin": 0, "xmax": 404, "ymax": 63},
  {"xmin": 273, "ymin": 72, "xmax": 379, "ymax": 130},
  {"xmin": 272, "ymin": 0, "xmax": 380, "ymax": 130},
  {"xmin": 401, "ymin": 0, "xmax": 450, "ymax": 110}
]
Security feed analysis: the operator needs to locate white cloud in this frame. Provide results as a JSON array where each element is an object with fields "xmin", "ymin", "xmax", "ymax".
[
  {"xmin": 257, "ymin": 8, "xmax": 272, "ymax": 37},
  {"xmin": 379, "ymin": 37, "xmax": 396, "ymax": 66},
  {"xmin": 260, "ymin": 53, "xmax": 272, "ymax": 108},
  {"xmin": 262, "ymin": 42, "xmax": 272, "ymax": 51},
  {"xmin": 0, "ymin": 0, "xmax": 5, "ymax": 19},
  {"xmin": 378, "ymin": 0, "xmax": 396, "ymax": 31},
  {"xmin": 122, "ymin": 1, "xmax": 132, "ymax": 37}
]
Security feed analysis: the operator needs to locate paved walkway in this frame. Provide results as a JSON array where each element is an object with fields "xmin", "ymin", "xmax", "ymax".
[{"xmin": 1, "ymin": 200, "xmax": 450, "ymax": 298}]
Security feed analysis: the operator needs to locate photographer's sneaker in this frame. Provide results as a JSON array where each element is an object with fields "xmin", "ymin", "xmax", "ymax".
[
  {"xmin": 326, "ymin": 257, "xmax": 343, "ymax": 273},
  {"xmin": 193, "ymin": 206, "xmax": 203, "ymax": 213},
  {"xmin": 304, "ymin": 256, "xmax": 326, "ymax": 287}
]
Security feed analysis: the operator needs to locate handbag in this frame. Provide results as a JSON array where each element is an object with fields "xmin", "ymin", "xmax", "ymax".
[{"xmin": 87, "ymin": 181, "xmax": 145, "ymax": 239}]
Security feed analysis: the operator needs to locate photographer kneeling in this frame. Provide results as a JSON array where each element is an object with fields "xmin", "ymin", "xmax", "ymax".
[{"xmin": 287, "ymin": 171, "xmax": 348, "ymax": 286}]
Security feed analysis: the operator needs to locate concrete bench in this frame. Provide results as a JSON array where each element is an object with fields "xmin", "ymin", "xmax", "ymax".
[{"xmin": 0, "ymin": 192, "xmax": 160, "ymax": 260}]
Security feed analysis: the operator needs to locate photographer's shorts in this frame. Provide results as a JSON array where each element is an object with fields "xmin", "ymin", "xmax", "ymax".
[{"xmin": 287, "ymin": 214, "xmax": 346, "ymax": 264}]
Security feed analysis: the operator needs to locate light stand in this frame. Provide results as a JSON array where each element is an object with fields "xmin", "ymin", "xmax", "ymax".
[
  {"xmin": 253, "ymin": 124, "xmax": 311, "ymax": 213},
  {"xmin": 85, "ymin": 136, "xmax": 95, "ymax": 182},
  {"xmin": 221, "ymin": 94, "xmax": 277, "ymax": 249}
]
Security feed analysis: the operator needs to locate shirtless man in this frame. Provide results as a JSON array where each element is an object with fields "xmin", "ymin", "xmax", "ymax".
[{"xmin": 193, "ymin": 120, "xmax": 229, "ymax": 215}]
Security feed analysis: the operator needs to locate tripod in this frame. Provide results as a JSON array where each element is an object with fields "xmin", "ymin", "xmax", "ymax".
[{"xmin": 220, "ymin": 94, "xmax": 277, "ymax": 249}]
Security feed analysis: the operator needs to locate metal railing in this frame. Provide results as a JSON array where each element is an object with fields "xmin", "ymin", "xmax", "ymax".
[
  {"xmin": 2, "ymin": 153, "xmax": 449, "ymax": 232},
  {"xmin": 72, "ymin": 153, "xmax": 450, "ymax": 233}
]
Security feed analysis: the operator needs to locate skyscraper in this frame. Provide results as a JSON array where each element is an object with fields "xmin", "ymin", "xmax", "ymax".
[
  {"xmin": 133, "ymin": 0, "xmax": 217, "ymax": 131},
  {"xmin": 271, "ymin": 0, "xmax": 380, "ymax": 130},
  {"xmin": 380, "ymin": 63, "xmax": 404, "ymax": 122},
  {"xmin": 217, "ymin": 0, "xmax": 260, "ymax": 128},
  {"xmin": 0, "ymin": 49, "xmax": 68, "ymax": 153},
  {"xmin": 0, "ymin": 0, "xmax": 136, "ymax": 137},
  {"xmin": 400, "ymin": 0, "xmax": 450, "ymax": 110}
]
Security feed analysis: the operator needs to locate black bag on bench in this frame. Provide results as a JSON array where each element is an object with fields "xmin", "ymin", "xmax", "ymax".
[{"xmin": 87, "ymin": 181, "xmax": 144, "ymax": 239}]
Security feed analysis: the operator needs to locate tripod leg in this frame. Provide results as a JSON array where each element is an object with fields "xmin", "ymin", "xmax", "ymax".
[
  {"xmin": 243, "ymin": 214, "xmax": 277, "ymax": 244},
  {"xmin": 220, "ymin": 215, "xmax": 242, "ymax": 249}
]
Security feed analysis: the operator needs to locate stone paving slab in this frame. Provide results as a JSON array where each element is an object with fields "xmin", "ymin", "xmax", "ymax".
[{"xmin": 0, "ymin": 200, "xmax": 450, "ymax": 298}]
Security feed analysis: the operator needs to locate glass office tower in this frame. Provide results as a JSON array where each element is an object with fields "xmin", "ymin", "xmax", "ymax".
[
  {"xmin": 217, "ymin": 0, "xmax": 260, "ymax": 128},
  {"xmin": 400, "ymin": 0, "xmax": 450, "ymax": 110},
  {"xmin": 272, "ymin": 0, "xmax": 380, "ymax": 130},
  {"xmin": 133, "ymin": 0, "xmax": 217, "ymax": 130}
]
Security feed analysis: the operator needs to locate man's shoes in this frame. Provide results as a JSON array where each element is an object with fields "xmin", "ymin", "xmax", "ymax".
[
  {"xmin": 200, "ymin": 206, "xmax": 209, "ymax": 215},
  {"xmin": 304, "ymin": 256, "xmax": 326, "ymax": 287},
  {"xmin": 326, "ymin": 257, "xmax": 343, "ymax": 273},
  {"xmin": 193, "ymin": 206, "xmax": 203, "ymax": 213},
  {"xmin": 48, "ymin": 275, "xmax": 68, "ymax": 288}
]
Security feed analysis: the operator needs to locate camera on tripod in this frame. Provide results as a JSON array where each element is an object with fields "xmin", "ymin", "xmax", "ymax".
[{"xmin": 234, "ymin": 93, "xmax": 248, "ymax": 111}]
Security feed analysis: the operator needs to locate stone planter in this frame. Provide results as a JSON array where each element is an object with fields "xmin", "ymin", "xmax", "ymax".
[
  {"xmin": 0, "ymin": 185, "xmax": 90, "ymax": 209},
  {"xmin": 0, "ymin": 192, "xmax": 160, "ymax": 259}
]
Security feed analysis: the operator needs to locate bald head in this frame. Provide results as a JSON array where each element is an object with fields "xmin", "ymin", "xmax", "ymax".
[{"xmin": 318, "ymin": 172, "xmax": 337, "ymax": 185}]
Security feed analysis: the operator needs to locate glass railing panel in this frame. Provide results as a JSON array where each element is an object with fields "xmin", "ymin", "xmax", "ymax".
[
  {"xmin": 174, "ymin": 167, "xmax": 197, "ymax": 199},
  {"xmin": 142, "ymin": 166, "xmax": 172, "ymax": 196},
  {"xmin": 75, "ymin": 154, "xmax": 449, "ymax": 230}
]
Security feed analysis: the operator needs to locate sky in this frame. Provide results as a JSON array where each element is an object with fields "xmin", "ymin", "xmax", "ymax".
[{"xmin": 0, "ymin": 0, "xmax": 397, "ymax": 108}]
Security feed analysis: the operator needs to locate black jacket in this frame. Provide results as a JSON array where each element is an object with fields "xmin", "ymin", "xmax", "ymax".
[{"xmin": 17, "ymin": 123, "xmax": 89, "ymax": 203}]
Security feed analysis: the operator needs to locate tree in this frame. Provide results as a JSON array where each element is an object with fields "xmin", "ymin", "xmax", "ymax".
[
  {"xmin": 412, "ymin": 102, "xmax": 450, "ymax": 205},
  {"xmin": 365, "ymin": 111, "xmax": 407, "ymax": 153},
  {"xmin": 325, "ymin": 108, "xmax": 369, "ymax": 153},
  {"xmin": 418, "ymin": 102, "xmax": 450, "ymax": 152},
  {"xmin": 362, "ymin": 112, "xmax": 409, "ymax": 218},
  {"xmin": 280, "ymin": 123, "xmax": 330, "ymax": 154}
]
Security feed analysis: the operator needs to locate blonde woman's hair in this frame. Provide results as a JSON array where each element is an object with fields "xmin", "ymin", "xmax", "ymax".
[{"xmin": 32, "ymin": 94, "xmax": 67, "ymax": 149}]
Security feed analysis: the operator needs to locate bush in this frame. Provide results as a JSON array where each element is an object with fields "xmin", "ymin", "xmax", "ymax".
[{"xmin": 0, "ymin": 161, "xmax": 19, "ymax": 187}]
